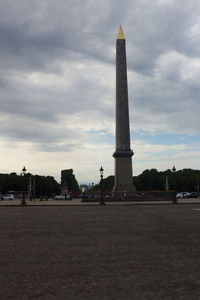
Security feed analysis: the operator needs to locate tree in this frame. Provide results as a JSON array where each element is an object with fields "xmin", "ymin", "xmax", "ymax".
[
  {"xmin": 0, "ymin": 173, "xmax": 60, "ymax": 197},
  {"xmin": 96, "ymin": 168, "xmax": 200, "ymax": 192}
]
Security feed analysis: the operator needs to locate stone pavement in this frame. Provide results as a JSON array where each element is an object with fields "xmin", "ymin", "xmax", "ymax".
[
  {"xmin": 0, "ymin": 204, "xmax": 200, "ymax": 299},
  {"xmin": 0, "ymin": 197, "xmax": 200, "ymax": 206}
]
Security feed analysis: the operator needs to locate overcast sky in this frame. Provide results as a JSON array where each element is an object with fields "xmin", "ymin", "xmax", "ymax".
[{"xmin": 1, "ymin": 0, "xmax": 200, "ymax": 184}]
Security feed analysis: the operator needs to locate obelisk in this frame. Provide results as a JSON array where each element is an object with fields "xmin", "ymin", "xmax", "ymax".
[{"xmin": 112, "ymin": 25, "xmax": 136, "ymax": 198}]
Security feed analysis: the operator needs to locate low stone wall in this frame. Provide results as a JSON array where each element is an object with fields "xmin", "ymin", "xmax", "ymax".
[
  {"xmin": 136, "ymin": 191, "xmax": 175, "ymax": 201},
  {"xmin": 82, "ymin": 191, "xmax": 175, "ymax": 202}
]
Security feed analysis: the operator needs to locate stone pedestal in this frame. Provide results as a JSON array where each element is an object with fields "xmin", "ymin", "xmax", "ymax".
[{"xmin": 112, "ymin": 151, "xmax": 136, "ymax": 198}]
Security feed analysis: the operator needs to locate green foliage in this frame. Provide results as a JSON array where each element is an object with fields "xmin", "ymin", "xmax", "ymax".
[
  {"xmin": 95, "ymin": 168, "xmax": 200, "ymax": 192},
  {"xmin": 0, "ymin": 173, "xmax": 60, "ymax": 197},
  {"xmin": 135, "ymin": 168, "xmax": 200, "ymax": 191},
  {"xmin": 102, "ymin": 176, "xmax": 114, "ymax": 191},
  {"xmin": 92, "ymin": 176, "xmax": 114, "ymax": 192},
  {"xmin": 136, "ymin": 169, "xmax": 165, "ymax": 191},
  {"xmin": 0, "ymin": 169, "xmax": 80, "ymax": 197},
  {"xmin": 33, "ymin": 175, "xmax": 60, "ymax": 198}
]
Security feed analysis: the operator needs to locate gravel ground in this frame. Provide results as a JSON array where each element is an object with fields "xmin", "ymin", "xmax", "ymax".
[{"xmin": 0, "ymin": 205, "xmax": 200, "ymax": 299}]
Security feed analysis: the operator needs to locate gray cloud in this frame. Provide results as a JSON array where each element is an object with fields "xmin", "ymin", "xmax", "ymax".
[{"xmin": 0, "ymin": 0, "xmax": 200, "ymax": 180}]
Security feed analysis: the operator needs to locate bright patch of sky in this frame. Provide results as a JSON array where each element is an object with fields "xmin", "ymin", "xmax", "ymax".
[{"xmin": 132, "ymin": 131, "xmax": 200, "ymax": 146}]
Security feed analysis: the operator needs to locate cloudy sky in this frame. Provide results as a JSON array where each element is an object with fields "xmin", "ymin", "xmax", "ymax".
[{"xmin": 1, "ymin": 0, "xmax": 200, "ymax": 184}]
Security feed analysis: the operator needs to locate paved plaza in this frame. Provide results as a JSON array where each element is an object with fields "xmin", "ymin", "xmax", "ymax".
[
  {"xmin": 0, "ymin": 204, "xmax": 200, "ymax": 299},
  {"xmin": 1, "ymin": 197, "xmax": 200, "ymax": 206}
]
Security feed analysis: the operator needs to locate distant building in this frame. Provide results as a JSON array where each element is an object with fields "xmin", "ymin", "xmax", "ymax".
[
  {"xmin": 80, "ymin": 184, "xmax": 89, "ymax": 193},
  {"xmin": 61, "ymin": 169, "xmax": 80, "ymax": 193}
]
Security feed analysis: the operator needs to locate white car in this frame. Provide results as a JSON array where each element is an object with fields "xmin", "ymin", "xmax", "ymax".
[
  {"xmin": 3, "ymin": 194, "xmax": 14, "ymax": 200},
  {"xmin": 176, "ymin": 192, "xmax": 190, "ymax": 198},
  {"xmin": 54, "ymin": 195, "xmax": 70, "ymax": 200}
]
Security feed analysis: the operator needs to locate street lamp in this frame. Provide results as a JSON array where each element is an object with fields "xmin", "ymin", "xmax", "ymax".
[
  {"xmin": 21, "ymin": 166, "xmax": 27, "ymax": 206},
  {"xmin": 99, "ymin": 166, "xmax": 105, "ymax": 205},
  {"xmin": 172, "ymin": 165, "xmax": 176, "ymax": 204},
  {"xmin": 29, "ymin": 176, "xmax": 32, "ymax": 201}
]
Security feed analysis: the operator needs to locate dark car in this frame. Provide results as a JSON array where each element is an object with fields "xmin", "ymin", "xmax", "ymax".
[{"xmin": 187, "ymin": 192, "xmax": 200, "ymax": 198}]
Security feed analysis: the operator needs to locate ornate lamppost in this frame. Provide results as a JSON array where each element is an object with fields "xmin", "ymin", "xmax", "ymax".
[
  {"xmin": 21, "ymin": 166, "xmax": 27, "ymax": 206},
  {"xmin": 165, "ymin": 176, "xmax": 169, "ymax": 191},
  {"xmin": 172, "ymin": 165, "xmax": 177, "ymax": 204},
  {"xmin": 40, "ymin": 177, "xmax": 43, "ymax": 201},
  {"xmin": 99, "ymin": 166, "xmax": 105, "ymax": 205},
  {"xmin": 29, "ymin": 176, "xmax": 32, "ymax": 201}
]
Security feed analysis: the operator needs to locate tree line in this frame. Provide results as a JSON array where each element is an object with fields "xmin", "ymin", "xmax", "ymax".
[
  {"xmin": 0, "ymin": 169, "xmax": 80, "ymax": 197},
  {"xmin": 94, "ymin": 168, "xmax": 200, "ymax": 192},
  {"xmin": 0, "ymin": 172, "xmax": 60, "ymax": 197}
]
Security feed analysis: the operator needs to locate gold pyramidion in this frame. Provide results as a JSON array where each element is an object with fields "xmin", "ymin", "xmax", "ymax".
[{"xmin": 117, "ymin": 25, "xmax": 125, "ymax": 39}]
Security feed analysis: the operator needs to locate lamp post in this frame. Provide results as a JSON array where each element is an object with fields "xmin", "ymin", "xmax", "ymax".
[
  {"xmin": 40, "ymin": 178, "xmax": 43, "ymax": 201},
  {"xmin": 165, "ymin": 176, "xmax": 169, "ymax": 191},
  {"xmin": 99, "ymin": 166, "xmax": 105, "ymax": 205},
  {"xmin": 45, "ymin": 179, "xmax": 48, "ymax": 201},
  {"xmin": 29, "ymin": 176, "xmax": 32, "ymax": 201},
  {"xmin": 172, "ymin": 165, "xmax": 176, "ymax": 204},
  {"xmin": 21, "ymin": 166, "xmax": 27, "ymax": 206}
]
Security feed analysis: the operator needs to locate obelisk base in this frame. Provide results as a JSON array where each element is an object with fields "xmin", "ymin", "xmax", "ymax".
[
  {"xmin": 112, "ymin": 153, "xmax": 137, "ymax": 199},
  {"xmin": 112, "ymin": 186, "xmax": 137, "ymax": 199}
]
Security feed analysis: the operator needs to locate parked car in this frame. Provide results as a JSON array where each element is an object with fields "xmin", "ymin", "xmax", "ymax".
[
  {"xmin": 176, "ymin": 192, "xmax": 190, "ymax": 198},
  {"xmin": 187, "ymin": 192, "xmax": 200, "ymax": 198},
  {"xmin": 54, "ymin": 195, "xmax": 70, "ymax": 200},
  {"xmin": 2, "ymin": 194, "xmax": 14, "ymax": 200}
]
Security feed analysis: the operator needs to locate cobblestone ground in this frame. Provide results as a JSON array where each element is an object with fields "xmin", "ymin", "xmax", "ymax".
[{"xmin": 0, "ymin": 205, "xmax": 200, "ymax": 299}]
